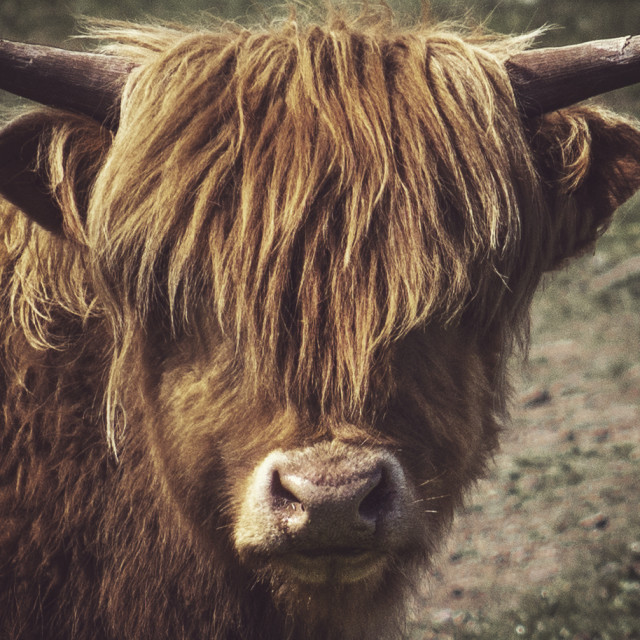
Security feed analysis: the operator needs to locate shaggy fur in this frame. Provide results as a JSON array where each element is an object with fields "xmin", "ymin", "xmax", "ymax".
[{"xmin": 2, "ymin": 10, "xmax": 640, "ymax": 640}]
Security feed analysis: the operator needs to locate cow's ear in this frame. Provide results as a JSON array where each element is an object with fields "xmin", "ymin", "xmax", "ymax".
[
  {"xmin": 0, "ymin": 111, "xmax": 110, "ymax": 238},
  {"xmin": 530, "ymin": 107, "xmax": 640, "ymax": 270}
]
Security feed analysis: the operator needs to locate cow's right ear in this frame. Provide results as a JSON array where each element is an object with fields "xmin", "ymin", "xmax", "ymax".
[
  {"xmin": 529, "ymin": 107, "xmax": 640, "ymax": 270},
  {"xmin": 0, "ymin": 111, "xmax": 111, "ymax": 238}
]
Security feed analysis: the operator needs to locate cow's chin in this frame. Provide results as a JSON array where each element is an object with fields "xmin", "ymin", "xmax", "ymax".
[{"xmin": 241, "ymin": 546, "xmax": 423, "ymax": 640}]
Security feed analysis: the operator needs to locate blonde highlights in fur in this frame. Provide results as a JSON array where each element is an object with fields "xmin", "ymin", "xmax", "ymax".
[{"xmin": 81, "ymin": 12, "xmax": 547, "ymax": 438}]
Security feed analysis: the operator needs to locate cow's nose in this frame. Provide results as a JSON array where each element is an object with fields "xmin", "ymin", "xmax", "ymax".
[
  {"xmin": 269, "ymin": 460, "xmax": 392, "ymax": 536},
  {"xmin": 259, "ymin": 449, "xmax": 407, "ymax": 548}
]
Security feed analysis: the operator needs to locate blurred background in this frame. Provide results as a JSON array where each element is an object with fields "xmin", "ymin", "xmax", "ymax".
[{"xmin": 3, "ymin": 1, "xmax": 640, "ymax": 638}]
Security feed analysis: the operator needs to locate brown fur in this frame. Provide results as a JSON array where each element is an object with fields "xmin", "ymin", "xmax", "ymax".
[{"xmin": 2, "ymin": 9, "xmax": 640, "ymax": 640}]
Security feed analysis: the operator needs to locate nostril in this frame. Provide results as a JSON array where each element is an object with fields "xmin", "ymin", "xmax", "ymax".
[
  {"xmin": 358, "ymin": 469, "xmax": 393, "ymax": 523},
  {"xmin": 270, "ymin": 470, "xmax": 304, "ymax": 511}
]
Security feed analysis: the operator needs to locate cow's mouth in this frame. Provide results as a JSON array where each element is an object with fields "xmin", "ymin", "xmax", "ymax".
[{"xmin": 274, "ymin": 549, "xmax": 387, "ymax": 584}]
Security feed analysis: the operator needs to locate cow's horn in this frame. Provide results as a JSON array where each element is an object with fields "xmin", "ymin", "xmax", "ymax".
[
  {"xmin": 2, "ymin": 35, "xmax": 640, "ymax": 128},
  {"xmin": 507, "ymin": 36, "xmax": 640, "ymax": 117},
  {"xmin": 0, "ymin": 39, "xmax": 134, "ymax": 129}
]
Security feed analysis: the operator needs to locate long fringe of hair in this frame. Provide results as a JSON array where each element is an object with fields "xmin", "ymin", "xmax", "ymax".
[{"xmin": 3, "ymin": 9, "xmax": 559, "ymax": 453}]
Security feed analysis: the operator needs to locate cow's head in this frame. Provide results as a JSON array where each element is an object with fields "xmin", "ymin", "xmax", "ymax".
[{"xmin": 2, "ymin": 17, "xmax": 640, "ymax": 638}]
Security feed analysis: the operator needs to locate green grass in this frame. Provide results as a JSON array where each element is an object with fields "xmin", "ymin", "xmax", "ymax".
[{"xmin": 451, "ymin": 531, "xmax": 640, "ymax": 640}]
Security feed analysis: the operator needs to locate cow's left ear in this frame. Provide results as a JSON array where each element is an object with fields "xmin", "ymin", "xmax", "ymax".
[
  {"xmin": 0, "ymin": 111, "xmax": 111, "ymax": 239},
  {"xmin": 530, "ymin": 107, "xmax": 640, "ymax": 270}
]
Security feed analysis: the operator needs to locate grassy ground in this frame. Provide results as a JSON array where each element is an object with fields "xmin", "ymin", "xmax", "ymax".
[{"xmin": 411, "ymin": 195, "xmax": 640, "ymax": 639}]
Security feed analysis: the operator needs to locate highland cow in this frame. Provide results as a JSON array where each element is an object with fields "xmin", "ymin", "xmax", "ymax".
[{"xmin": 1, "ymin": 12, "xmax": 640, "ymax": 640}]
